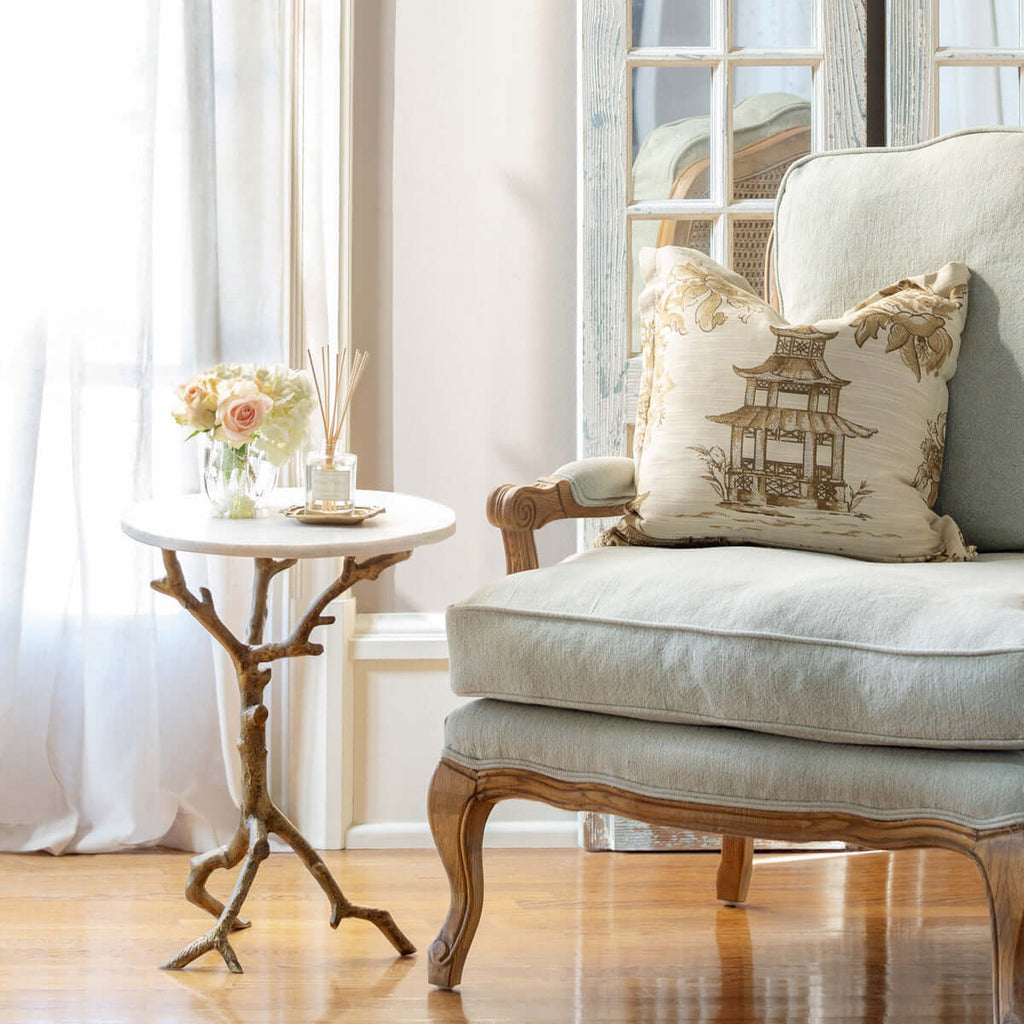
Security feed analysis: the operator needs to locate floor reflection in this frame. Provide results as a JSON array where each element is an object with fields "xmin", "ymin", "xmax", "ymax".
[
  {"xmin": 713, "ymin": 905, "xmax": 755, "ymax": 1022},
  {"xmin": 161, "ymin": 953, "xmax": 420, "ymax": 1024},
  {"xmin": 315, "ymin": 956, "xmax": 420, "ymax": 1022},
  {"xmin": 426, "ymin": 987, "xmax": 471, "ymax": 1024},
  {"xmin": 575, "ymin": 850, "xmax": 990, "ymax": 1023}
]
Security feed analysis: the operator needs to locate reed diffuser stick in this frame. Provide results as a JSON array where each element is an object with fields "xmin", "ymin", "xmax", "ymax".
[
  {"xmin": 330, "ymin": 350, "xmax": 345, "ymax": 448},
  {"xmin": 307, "ymin": 346, "xmax": 368, "ymax": 461},
  {"xmin": 307, "ymin": 347, "xmax": 331, "ymax": 442},
  {"xmin": 335, "ymin": 350, "xmax": 368, "ymax": 440}
]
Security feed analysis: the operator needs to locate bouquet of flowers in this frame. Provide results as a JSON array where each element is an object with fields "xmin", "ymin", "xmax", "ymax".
[
  {"xmin": 173, "ymin": 363, "xmax": 316, "ymax": 516},
  {"xmin": 173, "ymin": 362, "xmax": 316, "ymax": 462}
]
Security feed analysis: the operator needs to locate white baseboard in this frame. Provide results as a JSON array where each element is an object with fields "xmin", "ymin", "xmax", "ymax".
[{"xmin": 345, "ymin": 820, "xmax": 579, "ymax": 849}]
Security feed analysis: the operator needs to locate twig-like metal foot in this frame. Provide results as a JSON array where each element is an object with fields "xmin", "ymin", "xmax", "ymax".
[
  {"xmin": 161, "ymin": 928, "xmax": 244, "ymax": 973},
  {"xmin": 334, "ymin": 902, "xmax": 417, "ymax": 957}
]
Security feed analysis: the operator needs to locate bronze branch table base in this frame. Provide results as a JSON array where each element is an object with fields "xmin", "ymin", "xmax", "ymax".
[{"xmin": 151, "ymin": 548, "xmax": 416, "ymax": 973}]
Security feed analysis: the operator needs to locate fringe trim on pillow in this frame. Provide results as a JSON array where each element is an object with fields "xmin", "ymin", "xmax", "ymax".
[{"xmin": 934, "ymin": 516, "xmax": 978, "ymax": 562}]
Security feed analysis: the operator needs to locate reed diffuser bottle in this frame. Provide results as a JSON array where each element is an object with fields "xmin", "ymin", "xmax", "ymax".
[
  {"xmin": 306, "ymin": 448, "xmax": 357, "ymax": 512},
  {"xmin": 305, "ymin": 346, "xmax": 368, "ymax": 514}
]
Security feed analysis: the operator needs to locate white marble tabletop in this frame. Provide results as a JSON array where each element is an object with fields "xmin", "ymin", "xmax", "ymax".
[{"xmin": 122, "ymin": 488, "xmax": 456, "ymax": 559}]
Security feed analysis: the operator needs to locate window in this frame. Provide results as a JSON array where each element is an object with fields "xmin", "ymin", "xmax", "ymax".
[{"xmin": 889, "ymin": 0, "xmax": 1024, "ymax": 142}]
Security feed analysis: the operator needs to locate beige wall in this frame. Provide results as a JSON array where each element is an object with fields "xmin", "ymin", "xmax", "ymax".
[
  {"xmin": 344, "ymin": 0, "xmax": 578, "ymax": 844},
  {"xmin": 352, "ymin": 0, "xmax": 577, "ymax": 613}
]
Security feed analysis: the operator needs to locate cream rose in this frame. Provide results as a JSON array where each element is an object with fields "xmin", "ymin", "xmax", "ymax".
[
  {"xmin": 215, "ymin": 381, "xmax": 274, "ymax": 446},
  {"xmin": 172, "ymin": 379, "xmax": 216, "ymax": 430}
]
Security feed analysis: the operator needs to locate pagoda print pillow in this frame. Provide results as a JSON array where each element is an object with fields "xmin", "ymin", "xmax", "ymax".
[{"xmin": 604, "ymin": 247, "xmax": 974, "ymax": 562}]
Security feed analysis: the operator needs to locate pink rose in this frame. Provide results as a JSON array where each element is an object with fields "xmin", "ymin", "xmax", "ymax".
[{"xmin": 215, "ymin": 382, "xmax": 273, "ymax": 446}]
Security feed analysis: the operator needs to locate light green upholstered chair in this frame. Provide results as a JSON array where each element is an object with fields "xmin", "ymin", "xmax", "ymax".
[{"xmin": 428, "ymin": 129, "xmax": 1024, "ymax": 1023}]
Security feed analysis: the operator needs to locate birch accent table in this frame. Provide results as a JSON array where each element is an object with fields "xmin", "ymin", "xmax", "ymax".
[{"xmin": 122, "ymin": 487, "xmax": 455, "ymax": 973}]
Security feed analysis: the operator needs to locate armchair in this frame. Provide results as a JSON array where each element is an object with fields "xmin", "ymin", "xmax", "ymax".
[{"xmin": 428, "ymin": 129, "xmax": 1024, "ymax": 1024}]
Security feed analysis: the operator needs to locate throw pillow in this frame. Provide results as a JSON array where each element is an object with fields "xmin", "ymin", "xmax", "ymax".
[{"xmin": 603, "ymin": 247, "xmax": 974, "ymax": 562}]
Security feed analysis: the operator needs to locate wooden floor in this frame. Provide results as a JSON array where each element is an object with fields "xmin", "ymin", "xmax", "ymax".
[{"xmin": 0, "ymin": 845, "xmax": 996, "ymax": 1023}]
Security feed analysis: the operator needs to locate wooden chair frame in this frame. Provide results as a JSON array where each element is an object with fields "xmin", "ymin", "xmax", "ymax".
[{"xmin": 427, "ymin": 478, "xmax": 1024, "ymax": 1023}]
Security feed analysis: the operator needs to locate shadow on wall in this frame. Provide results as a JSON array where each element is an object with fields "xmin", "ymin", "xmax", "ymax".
[{"xmin": 351, "ymin": 0, "xmax": 397, "ymax": 612}]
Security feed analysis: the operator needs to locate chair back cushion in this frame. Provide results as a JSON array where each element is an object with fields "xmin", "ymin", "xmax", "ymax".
[{"xmin": 774, "ymin": 128, "xmax": 1024, "ymax": 551}]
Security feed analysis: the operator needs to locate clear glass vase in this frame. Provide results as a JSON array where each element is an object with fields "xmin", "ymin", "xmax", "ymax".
[{"xmin": 201, "ymin": 435, "xmax": 278, "ymax": 518}]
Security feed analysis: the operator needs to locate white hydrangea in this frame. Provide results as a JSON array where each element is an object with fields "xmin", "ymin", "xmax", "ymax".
[{"xmin": 249, "ymin": 366, "xmax": 317, "ymax": 466}]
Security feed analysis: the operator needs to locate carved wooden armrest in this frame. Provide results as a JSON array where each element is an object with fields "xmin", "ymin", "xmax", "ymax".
[{"xmin": 487, "ymin": 474, "xmax": 632, "ymax": 575}]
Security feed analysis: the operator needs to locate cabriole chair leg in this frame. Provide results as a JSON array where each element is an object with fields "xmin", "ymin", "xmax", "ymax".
[
  {"xmin": 974, "ymin": 832, "xmax": 1024, "ymax": 1024},
  {"xmin": 427, "ymin": 760, "xmax": 494, "ymax": 989}
]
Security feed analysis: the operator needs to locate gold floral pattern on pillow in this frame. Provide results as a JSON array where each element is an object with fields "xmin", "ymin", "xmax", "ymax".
[
  {"xmin": 849, "ymin": 279, "xmax": 967, "ymax": 380},
  {"xmin": 914, "ymin": 413, "xmax": 946, "ymax": 508},
  {"xmin": 659, "ymin": 262, "xmax": 767, "ymax": 334}
]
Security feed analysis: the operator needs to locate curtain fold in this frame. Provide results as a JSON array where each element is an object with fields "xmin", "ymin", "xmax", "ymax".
[{"xmin": 0, "ymin": 0, "xmax": 283, "ymax": 854}]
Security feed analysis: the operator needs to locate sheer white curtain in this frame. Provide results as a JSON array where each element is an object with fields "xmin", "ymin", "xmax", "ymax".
[{"xmin": 0, "ymin": 1, "xmax": 284, "ymax": 853}]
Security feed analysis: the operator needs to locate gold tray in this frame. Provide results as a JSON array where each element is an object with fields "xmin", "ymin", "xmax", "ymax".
[{"xmin": 281, "ymin": 504, "xmax": 385, "ymax": 526}]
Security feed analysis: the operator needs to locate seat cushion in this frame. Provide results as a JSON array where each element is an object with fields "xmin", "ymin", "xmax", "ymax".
[
  {"xmin": 446, "ymin": 545, "xmax": 1024, "ymax": 749},
  {"xmin": 443, "ymin": 700, "xmax": 1024, "ymax": 831}
]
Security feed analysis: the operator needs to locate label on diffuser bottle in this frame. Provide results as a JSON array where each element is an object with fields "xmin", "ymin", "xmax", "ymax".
[{"xmin": 312, "ymin": 467, "xmax": 353, "ymax": 502}]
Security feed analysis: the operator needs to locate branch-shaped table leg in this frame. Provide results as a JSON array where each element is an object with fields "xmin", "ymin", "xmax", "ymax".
[{"xmin": 152, "ymin": 548, "xmax": 415, "ymax": 973}]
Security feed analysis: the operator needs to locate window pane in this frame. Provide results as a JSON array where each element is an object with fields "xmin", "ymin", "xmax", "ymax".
[
  {"xmin": 939, "ymin": 0, "xmax": 1019, "ymax": 48},
  {"xmin": 939, "ymin": 66, "xmax": 1021, "ymax": 133},
  {"xmin": 731, "ymin": 67, "xmax": 812, "ymax": 202},
  {"xmin": 733, "ymin": 0, "xmax": 814, "ymax": 49},
  {"xmin": 632, "ymin": 66, "xmax": 713, "ymax": 194},
  {"xmin": 632, "ymin": 0, "xmax": 711, "ymax": 48},
  {"xmin": 629, "ymin": 218, "xmax": 714, "ymax": 355},
  {"xmin": 731, "ymin": 218, "xmax": 774, "ymax": 299}
]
